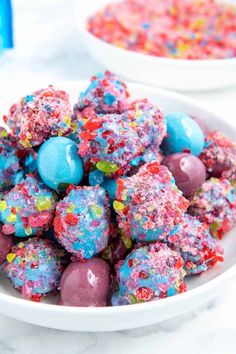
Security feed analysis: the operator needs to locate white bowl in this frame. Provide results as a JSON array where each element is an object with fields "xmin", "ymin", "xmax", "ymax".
[
  {"xmin": 74, "ymin": 0, "xmax": 236, "ymax": 92},
  {"xmin": 0, "ymin": 81, "xmax": 236, "ymax": 332}
]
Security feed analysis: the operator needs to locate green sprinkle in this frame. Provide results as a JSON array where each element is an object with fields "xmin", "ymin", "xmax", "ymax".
[{"xmin": 96, "ymin": 161, "xmax": 118, "ymax": 173}]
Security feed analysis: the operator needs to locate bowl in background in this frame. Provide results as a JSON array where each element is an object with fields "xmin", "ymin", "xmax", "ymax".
[{"xmin": 75, "ymin": 0, "xmax": 236, "ymax": 91}]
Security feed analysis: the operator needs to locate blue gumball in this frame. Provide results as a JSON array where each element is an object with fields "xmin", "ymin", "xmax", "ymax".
[
  {"xmin": 161, "ymin": 112, "xmax": 204, "ymax": 156},
  {"xmin": 37, "ymin": 137, "xmax": 84, "ymax": 191}
]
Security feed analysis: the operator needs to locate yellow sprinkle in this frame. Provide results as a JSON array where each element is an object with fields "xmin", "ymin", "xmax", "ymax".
[
  {"xmin": 134, "ymin": 213, "xmax": 142, "ymax": 221},
  {"xmin": 121, "ymin": 234, "xmax": 132, "ymax": 249},
  {"xmin": 0, "ymin": 200, "xmax": 7, "ymax": 211},
  {"xmin": 7, "ymin": 213, "xmax": 16, "ymax": 222},
  {"xmin": 36, "ymin": 197, "xmax": 52, "ymax": 211},
  {"xmin": 18, "ymin": 242, "xmax": 24, "ymax": 249},
  {"xmin": 0, "ymin": 129, "xmax": 8, "ymax": 138},
  {"xmin": 70, "ymin": 122, "xmax": 78, "ymax": 131},
  {"xmin": 65, "ymin": 115, "xmax": 71, "ymax": 125},
  {"xmin": 25, "ymin": 227, "xmax": 32, "ymax": 236},
  {"xmin": 7, "ymin": 253, "xmax": 16, "ymax": 263},
  {"xmin": 66, "ymin": 204, "xmax": 75, "ymax": 213},
  {"xmin": 57, "ymin": 129, "xmax": 63, "ymax": 137},
  {"xmin": 135, "ymin": 110, "xmax": 142, "ymax": 118},
  {"xmin": 129, "ymin": 122, "xmax": 137, "ymax": 127},
  {"xmin": 113, "ymin": 200, "xmax": 125, "ymax": 211},
  {"xmin": 20, "ymin": 139, "xmax": 32, "ymax": 148}
]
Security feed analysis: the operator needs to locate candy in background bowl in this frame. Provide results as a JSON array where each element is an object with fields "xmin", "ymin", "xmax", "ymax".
[
  {"xmin": 0, "ymin": 81, "xmax": 236, "ymax": 331},
  {"xmin": 74, "ymin": 0, "xmax": 236, "ymax": 92}
]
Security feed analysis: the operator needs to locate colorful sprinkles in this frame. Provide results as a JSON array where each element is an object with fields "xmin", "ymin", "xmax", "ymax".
[
  {"xmin": 88, "ymin": 0, "xmax": 236, "ymax": 59},
  {"xmin": 4, "ymin": 238, "xmax": 67, "ymax": 301}
]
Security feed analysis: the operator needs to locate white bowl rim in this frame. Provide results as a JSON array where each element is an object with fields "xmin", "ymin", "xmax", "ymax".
[
  {"xmin": 0, "ymin": 81, "xmax": 236, "ymax": 316},
  {"xmin": 75, "ymin": 0, "xmax": 236, "ymax": 67}
]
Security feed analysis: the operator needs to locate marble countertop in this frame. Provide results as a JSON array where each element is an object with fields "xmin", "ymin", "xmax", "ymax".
[{"xmin": 0, "ymin": 1, "xmax": 236, "ymax": 353}]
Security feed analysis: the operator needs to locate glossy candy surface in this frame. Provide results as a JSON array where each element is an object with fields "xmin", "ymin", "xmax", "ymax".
[
  {"xmin": 60, "ymin": 258, "xmax": 111, "ymax": 307},
  {"xmin": 161, "ymin": 112, "xmax": 204, "ymax": 156},
  {"xmin": 162, "ymin": 153, "xmax": 206, "ymax": 197},
  {"xmin": 37, "ymin": 137, "xmax": 84, "ymax": 191}
]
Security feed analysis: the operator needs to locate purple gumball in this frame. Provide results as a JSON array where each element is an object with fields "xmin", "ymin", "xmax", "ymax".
[
  {"xmin": 60, "ymin": 258, "xmax": 111, "ymax": 307},
  {"xmin": 162, "ymin": 153, "xmax": 206, "ymax": 197}
]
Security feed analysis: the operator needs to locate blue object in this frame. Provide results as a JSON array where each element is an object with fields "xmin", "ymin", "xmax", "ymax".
[
  {"xmin": 37, "ymin": 137, "xmax": 84, "ymax": 191},
  {"xmin": 0, "ymin": 0, "xmax": 13, "ymax": 50},
  {"xmin": 161, "ymin": 112, "xmax": 204, "ymax": 156},
  {"xmin": 89, "ymin": 169, "xmax": 104, "ymax": 186},
  {"xmin": 101, "ymin": 178, "xmax": 117, "ymax": 201}
]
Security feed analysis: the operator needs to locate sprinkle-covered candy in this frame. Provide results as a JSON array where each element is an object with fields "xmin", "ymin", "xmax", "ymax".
[
  {"xmin": 54, "ymin": 186, "xmax": 110, "ymax": 259},
  {"xmin": 4, "ymin": 86, "xmax": 72, "ymax": 148},
  {"xmin": 189, "ymin": 178, "xmax": 236, "ymax": 239},
  {"xmin": 78, "ymin": 99, "xmax": 166, "ymax": 177},
  {"xmin": 0, "ymin": 175, "xmax": 57, "ymax": 237},
  {"xmin": 166, "ymin": 215, "xmax": 224, "ymax": 275},
  {"xmin": 75, "ymin": 71, "xmax": 130, "ymax": 114},
  {"xmin": 200, "ymin": 131, "xmax": 236, "ymax": 180},
  {"xmin": 112, "ymin": 242, "xmax": 186, "ymax": 305},
  {"xmin": 4, "ymin": 238, "xmax": 67, "ymax": 301},
  {"xmin": 114, "ymin": 161, "xmax": 189, "ymax": 241}
]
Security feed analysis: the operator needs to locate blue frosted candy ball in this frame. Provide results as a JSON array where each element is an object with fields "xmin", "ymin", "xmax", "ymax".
[
  {"xmin": 161, "ymin": 112, "xmax": 204, "ymax": 156},
  {"xmin": 37, "ymin": 137, "xmax": 84, "ymax": 191}
]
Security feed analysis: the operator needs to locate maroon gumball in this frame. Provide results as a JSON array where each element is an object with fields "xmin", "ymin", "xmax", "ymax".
[
  {"xmin": 0, "ymin": 232, "xmax": 14, "ymax": 265},
  {"xmin": 60, "ymin": 258, "xmax": 111, "ymax": 307},
  {"xmin": 162, "ymin": 153, "xmax": 206, "ymax": 197}
]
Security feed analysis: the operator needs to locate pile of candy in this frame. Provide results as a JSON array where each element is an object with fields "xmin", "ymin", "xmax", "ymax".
[
  {"xmin": 0, "ymin": 71, "xmax": 235, "ymax": 307},
  {"xmin": 88, "ymin": 0, "xmax": 236, "ymax": 60}
]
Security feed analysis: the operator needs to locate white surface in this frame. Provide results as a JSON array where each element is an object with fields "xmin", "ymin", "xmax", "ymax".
[
  {"xmin": 1, "ymin": 82, "xmax": 236, "ymax": 332},
  {"xmin": 0, "ymin": 0, "xmax": 235, "ymax": 352},
  {"xmin": 75, "ymin": 0, "xmax": 236, "ymax": 91}
]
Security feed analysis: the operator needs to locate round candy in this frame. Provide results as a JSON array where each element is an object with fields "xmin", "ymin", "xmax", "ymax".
[
  {"xmin": 0, "ymin": 128, "xmax": 22, "ymax": 191},
  {"xmin": 161, "ymin": 112, "xmax": 204, "ymax": 156},
  {"xmin": 59, "ymin": 258, "xmax": 111, "ymax": 307},
  {"xmin": 37, "ymin": 137, "xmax": 84, "ymax": 191},
  {"xmin": 78, "ymin": 99, "xmax": 166, "ymax": 177},
  {"xmin": 4, "ymin": 86, "xmax": 72, "ymax": 148},
  {"xmin": 54, "ymin": 186, "xmax": 110, "ymax": 259},
  {"xmin": 162, "ymin": 153, "xmax": 206, "ymax": 197},
  {"xmin": 112, "ymin": 242, "xmax": 186, "ymax": 305},
  {"xmin": 192, "ymin": 117, "xmax": 209, "ymax": 136},
  {"xmin": 199, "ymin": 131, "xmax": 236, "ymax": 180},
  {"xmin": 4, "ymin": 238, "xmax": 67, "ymax": 301},
  {"xmin": 189, "ymin": 178, "xmax": 236, "ymax": 239},
  {"xmin": 0, "ymin": 175, "xmax": 57, "ymax": 237},
  {"xmin": 75, "ymin": 71, "xmax": 130, "ymax": 114},
  {"xmin": 166, "ymin": 215, "xmax": 224, "ymax": 275},
  {"xmin": 113, "ymin": 161, "xmax": 189, "ymax": 242},
  {"xmin": 0, "ymin": 232, "xmax": 13, "ymax": 265}
]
